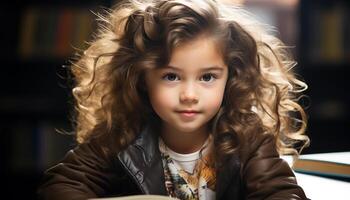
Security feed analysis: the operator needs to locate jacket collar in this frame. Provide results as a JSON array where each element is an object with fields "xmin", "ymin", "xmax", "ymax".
[
  {"xmin": 117, "ymin": 125, "xmax": 167, "ymax": 195},
  {"xmin": 117, "ymin": 126, "xmax": 241, "ymax": 199},
  {"xmin": 216, "ymin": 154, "xmax": 242, "ymax": 200}
]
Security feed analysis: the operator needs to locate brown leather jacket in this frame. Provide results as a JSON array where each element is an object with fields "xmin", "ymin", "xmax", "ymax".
[{"xmin": 37, "ymin": 126, "xmax": 308, "ymax": 200}]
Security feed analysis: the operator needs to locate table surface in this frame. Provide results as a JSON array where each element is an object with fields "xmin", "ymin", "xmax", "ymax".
[
  {"xmin": 295, "ymin": 172, "xmax": 350, "ymax": 200},
  {"xmin": 282, "ymin": 153, "xmax": 350, "ymax": 200}
]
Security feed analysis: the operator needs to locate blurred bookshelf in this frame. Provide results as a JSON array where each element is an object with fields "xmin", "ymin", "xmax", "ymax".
[
  {"xmin": 298, "ymin": 0, "xmax": 349, "ymax": 154},
  {"xmin": 0, "ymin": 0, "xmax": 112, "ymax": 199},
  {"xmin": 18, "ymin": 6, "xmax": 95, "ymax": 60}
]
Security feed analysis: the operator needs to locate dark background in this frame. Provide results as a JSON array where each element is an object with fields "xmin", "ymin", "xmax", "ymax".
[{"xmin": 0, "ymin": 0, "xmax": 349, "ymax": 199}]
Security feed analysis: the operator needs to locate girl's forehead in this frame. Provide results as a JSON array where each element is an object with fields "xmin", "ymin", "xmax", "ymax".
[
  {"xmin": 173, "ymin": 33, "xmax": 222, "ymax": 50},
  {"xmin": 170, "ymin": 38, "xmax": 224, "ymax": 61}
]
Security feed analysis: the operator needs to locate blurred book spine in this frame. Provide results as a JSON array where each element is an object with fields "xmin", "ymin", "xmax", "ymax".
[
  {"xmin": 307, "ymin": 3, "xmax": 349, "ymax": 65},
  {"xmin": 10, "ymin": 121, "xmax": 37, "ymax": 171},
  {"xmin": 345, "ymin": 8, "xmax": 350, "ymax": 62}
]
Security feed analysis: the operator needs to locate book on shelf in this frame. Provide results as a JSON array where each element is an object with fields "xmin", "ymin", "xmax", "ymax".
[
  {"xmin": 292, "ymin": 151, "xmax": 350, "ymax": 181},
  {"xmin": 306, "ymin": 2, "xmax": 349, "ymax": 64},
  {"xmin": 90, "ymin": 195, "xmax": 177, "ymax": 200}
]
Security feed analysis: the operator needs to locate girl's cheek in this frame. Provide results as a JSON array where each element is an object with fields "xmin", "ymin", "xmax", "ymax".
[
  {"xmin": 153, "ymin": 87, "xmax": 176, "ymax": 105},
  {"xmin": 203, "ymin": 87, "xmax": 225, "ymax": 109},
  {"xmin": 207, "ymin": 96, "xmax": 223, "ymax": 109}
]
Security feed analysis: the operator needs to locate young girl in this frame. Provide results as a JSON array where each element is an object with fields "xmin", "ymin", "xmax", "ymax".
[{"xmin": 38, "ymin": 0, "xmax": 310, "ymax": 199}]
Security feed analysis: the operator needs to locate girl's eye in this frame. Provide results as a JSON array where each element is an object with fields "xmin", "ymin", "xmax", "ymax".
[
  {"xmin": 200, "ymin": 73, "xmax": 216, "ymax": 82},
  {"xmin": 162, "ymin": 73, "xmax": 179, "ymax": 81}
]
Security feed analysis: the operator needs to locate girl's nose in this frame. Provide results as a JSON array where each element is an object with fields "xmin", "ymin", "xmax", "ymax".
[{"xmin": 179, "ymin": 83, "xmax": 199, "ymax": 104}]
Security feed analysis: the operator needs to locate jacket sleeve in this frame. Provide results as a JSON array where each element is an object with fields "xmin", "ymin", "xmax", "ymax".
[
  {"xmin": 37, "ymin": 140, "xmax": 119, "ymax": 200},
  {"xmin": 241, "ymin": 134, "xmax": 308, "ymax": 200}
]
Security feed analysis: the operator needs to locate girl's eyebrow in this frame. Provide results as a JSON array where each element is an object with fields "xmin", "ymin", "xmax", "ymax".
[{"xmin": 164, "ymin": 65, "xmax": 224, "ymax": 72}]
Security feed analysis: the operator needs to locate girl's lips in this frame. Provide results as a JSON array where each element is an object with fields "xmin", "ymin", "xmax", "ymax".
[
  {"xmin": 176, "ymin": 111, "xmax": 200, "ymax": 118},
  {"xmin": 180, "ymin": 112, "xmax": 197, "ymax": 117}
]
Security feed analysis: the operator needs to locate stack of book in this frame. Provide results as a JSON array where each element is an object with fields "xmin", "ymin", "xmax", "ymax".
[{"xmin": 292, "ymin": 151, "xmax": 350, "ymax": 181}]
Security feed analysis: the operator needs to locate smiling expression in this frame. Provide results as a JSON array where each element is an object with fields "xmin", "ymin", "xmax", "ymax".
[{"xmin": 145, "ymin": 36, "xmax": 228, "ymax": 135}]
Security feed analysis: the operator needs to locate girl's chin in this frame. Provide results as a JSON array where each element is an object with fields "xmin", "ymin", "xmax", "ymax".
[{"xmin": 172, "ymin": 124, "xmax": 207, "ymax": 134}]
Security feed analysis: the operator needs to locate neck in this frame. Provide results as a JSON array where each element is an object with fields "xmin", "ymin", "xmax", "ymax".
[{"xmin": 160, "ymin": 123, "xmax": 209, "ymax": 154}]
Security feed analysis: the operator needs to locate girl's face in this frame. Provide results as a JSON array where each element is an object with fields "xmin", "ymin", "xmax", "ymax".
[{"xmin": 145, "ymin": 36, "xmax": 228, "ymax": 135}]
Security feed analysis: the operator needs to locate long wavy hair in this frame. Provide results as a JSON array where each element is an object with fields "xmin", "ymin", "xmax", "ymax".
[{"xmin": 70, "ymin": 0, "xmax": 309, "ymax": 162}]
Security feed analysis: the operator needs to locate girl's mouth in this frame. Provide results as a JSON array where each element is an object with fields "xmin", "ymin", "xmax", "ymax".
[
  {"xmin": 180, "ymin": 112, "xmax": 197, "ymax": 117},
  {"xmin": 176, "ymin": 110, "xmax": 200, "ymax": 118}
]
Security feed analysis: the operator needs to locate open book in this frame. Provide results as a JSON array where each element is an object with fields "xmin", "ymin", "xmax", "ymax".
[
  {"xmin": 292, "ymin": 151, "xmax": 350, "ymax": 181},
  {"xmin": 90, "ymin": 195, "xmax": 177, "ymax": 200}
]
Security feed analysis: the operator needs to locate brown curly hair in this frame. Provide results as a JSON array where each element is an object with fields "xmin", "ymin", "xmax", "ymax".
[{"xmin": 69, "ymin": 0, "xmax": 309, "ymax": 162}]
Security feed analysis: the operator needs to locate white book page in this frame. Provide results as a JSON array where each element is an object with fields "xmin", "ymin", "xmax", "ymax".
[{"xmin": 298, "ymin": 152, "xmax": 350, "ymax": 164}]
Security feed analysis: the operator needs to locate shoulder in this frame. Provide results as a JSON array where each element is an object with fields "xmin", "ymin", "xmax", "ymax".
[
  {"xmin": 239, "ymin": 132, "xmax": 285, "ymax": 178},
  {"xmin": 37, "ymin": 138, "xmax": 123, "ymax": 199},
  {"xmin": 238, "ymin": 133, "xmax": 307, "ymax": 199},
  {"xmin": 240, "ymin": 132, "xmax": 277, "ymax": 164}
]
